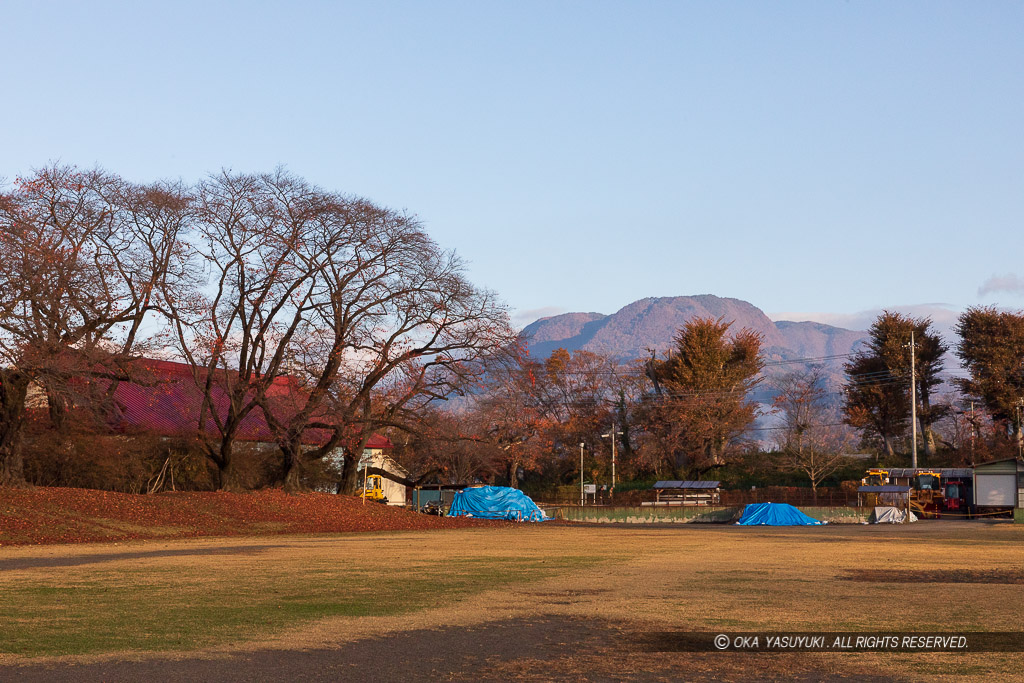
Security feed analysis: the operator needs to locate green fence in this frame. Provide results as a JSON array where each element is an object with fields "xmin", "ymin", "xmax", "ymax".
[{"xmin": 547, "ymin": 505, "xmax": 869, "ymax": 524}]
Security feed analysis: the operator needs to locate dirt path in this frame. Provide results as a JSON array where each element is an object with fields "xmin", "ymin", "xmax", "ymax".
[
  {"xmin": 0, "ymin": 543, "xmax": 289, "ymax": 571},
  {"xmin": 3, "ymin": 617, "xmax": 903, "ymax": 683}
]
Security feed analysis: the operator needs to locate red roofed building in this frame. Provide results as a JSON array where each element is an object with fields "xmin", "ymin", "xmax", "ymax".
[
  {"xmin": 103, "ymin": 358, "xmax": 391, "ymax": 450},
  {"xmin": 103, "ymin": 358, "xmax": 324, "ymax": 445},
  {"xmin": 30, "ymin": 358, "xmax": 396, "ymax": 494}
]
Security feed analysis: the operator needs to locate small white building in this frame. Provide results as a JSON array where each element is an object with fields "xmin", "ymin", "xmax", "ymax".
[
  {"xmin": 358, "ymin": 448, "xmax": 409, "ymax": 507},
  {"xmin": 973, "ymin": 458, "xmax": 1024, "ymax": 522}
]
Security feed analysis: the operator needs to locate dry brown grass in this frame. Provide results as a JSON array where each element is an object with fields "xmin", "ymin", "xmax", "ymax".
[{"xmin": 2, "ymin": 521, "xmax": 1023, "ymax": 681}]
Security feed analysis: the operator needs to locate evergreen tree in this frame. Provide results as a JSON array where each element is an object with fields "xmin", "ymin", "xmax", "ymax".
[
  {"xmin": 955, "ymin": 306, "xmax": 1024, "ymax": 451},
  {"xmin": 842, "ymin": 312, "xmax": 947, "ymax": 458},
  {"xmin": 642, "ymin": 317, "xmax": 762, "ymax": 477}
]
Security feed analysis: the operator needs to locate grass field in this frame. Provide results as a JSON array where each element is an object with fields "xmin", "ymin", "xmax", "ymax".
[{"xmin": 2, "ymin": 521, "xmax": 1023, "ymax": 681}]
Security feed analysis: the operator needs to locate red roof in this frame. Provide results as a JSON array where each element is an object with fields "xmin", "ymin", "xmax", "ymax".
[
  {"xmin": 364, "ymin": 433, "xmax": 392, "ymax": 449},
  {"xmin": 102, "ymin": 359, "xmax": 390, "ymax": 449}
]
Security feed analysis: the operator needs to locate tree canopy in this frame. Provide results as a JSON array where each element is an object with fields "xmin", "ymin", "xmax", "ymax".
[
  {"xmin": 640, "ymin": 317, "xmax": 763, "ymax": 478},
  {"xmin": 842, "ymin": 311, "xmax": 946, "ymax": 458},
  {"xmin": 955, "ymin": 306, "xmax": 1024, "ymax": 449}
]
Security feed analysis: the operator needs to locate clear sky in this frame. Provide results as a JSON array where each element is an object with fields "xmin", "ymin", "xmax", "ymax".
[{"xmin": 2, "ymin": 1, "xmax": 1021, "ymax": 333}]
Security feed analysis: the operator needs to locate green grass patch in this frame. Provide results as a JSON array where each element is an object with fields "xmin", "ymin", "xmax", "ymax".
[{"xmin": 0, "ymin": 554, "xmax": 600, "ymax": 657}]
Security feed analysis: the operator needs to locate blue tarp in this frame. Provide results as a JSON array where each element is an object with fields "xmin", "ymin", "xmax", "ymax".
[
  {"xmin": 736, "ymin": 502, "xmax": 826, "ymax": 526},
  {"xmin": 447, "ymin": 486, "xmax": 547, "ymax": 522}
]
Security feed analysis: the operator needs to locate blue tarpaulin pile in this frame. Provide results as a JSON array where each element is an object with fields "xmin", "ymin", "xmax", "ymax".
[
  {"xmin": 447, "ymin": 486, "xmax": 547, "ymax": 522},
  {"xmin": 735, "ymin": 502, "xmax": 826, "ymax": 526}
]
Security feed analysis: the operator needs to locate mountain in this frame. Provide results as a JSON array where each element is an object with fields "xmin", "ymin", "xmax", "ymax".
[{"xmin": 520, "ymin": 295, "xmax": 867, "ymax": 381}]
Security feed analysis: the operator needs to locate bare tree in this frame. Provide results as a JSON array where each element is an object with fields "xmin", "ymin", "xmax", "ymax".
[
  {"xmin": 275, "ymin": 221, "xmax": 513, "ymax": 493},
  {"xmin": 0, "ymin": 166, "xmax": 190, "ymax": 486},
  {"xmin": 390, "ymin": 408, "xmax": 501, "ymax": 488},
  {"xmin": 773, "ymin": 369, "xmax": 854, "ymax": 501},
  {"xmin": 160, "ymin": 169, "xmax": 335, "ymax": 490},
  {"xmin": 157, "ymin": 169, "xmax": 514, "ymax": 491}
]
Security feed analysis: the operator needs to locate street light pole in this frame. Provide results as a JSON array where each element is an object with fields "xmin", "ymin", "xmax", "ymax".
[
  {"xmin": 601, "ymin": 423, "xmax": 624, "ymax": 500},
  {"xmin": 606, "ymin": 432, "xmax": 614, "ymax": 501}
]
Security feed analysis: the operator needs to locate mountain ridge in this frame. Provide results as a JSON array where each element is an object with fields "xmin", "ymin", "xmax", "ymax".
[{"xmin": 521, "ymin": 295, "xmax": 867, "ymax": 369}]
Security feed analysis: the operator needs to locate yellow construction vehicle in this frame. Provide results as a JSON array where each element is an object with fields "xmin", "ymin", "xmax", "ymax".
[
  {"xmin": 361, "ymin": 474, "xmax": 388, "ymax": 504},
  {"xmin": 909, "ymin": 470, "xmax": 944, "ymax": 519},
  {"xmin": 858, "ymin": 468, "xmax": 892, "ymax": 507},
  {"xmin": 861, "ymin": 468, "xmax": 890, "ymax": 487},
  {"xmin": 861, "ymin": 467, "xmax": 972, "ymax": 518}
]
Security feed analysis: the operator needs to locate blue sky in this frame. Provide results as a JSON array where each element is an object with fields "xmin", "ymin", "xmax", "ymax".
[{"xmin": 2, "ymin": 1, "xmax": 1022, "ymax": 333}]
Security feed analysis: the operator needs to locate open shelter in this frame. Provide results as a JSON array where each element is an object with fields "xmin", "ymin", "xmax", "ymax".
[{"xmin": 649, "ymin": 481, "xmax": 721, "ymax": 506}]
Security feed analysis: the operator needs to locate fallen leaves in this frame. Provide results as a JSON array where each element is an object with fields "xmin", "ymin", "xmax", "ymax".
[{"xmin": 0, "ymin": 487, "xmax": 495, "ymax": 546}]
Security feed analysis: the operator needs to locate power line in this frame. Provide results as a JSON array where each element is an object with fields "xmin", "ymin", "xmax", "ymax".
[
  {"xmin": 518, "ymin": 352, "xmax": 859, "ymax": 378},
  {"xmin": 747, "ymin": 421, "xmax": 847, "ymax": 432},
  {"xmin": 761, "ymin": 353, "xmax": 854, "ymax": 367}
]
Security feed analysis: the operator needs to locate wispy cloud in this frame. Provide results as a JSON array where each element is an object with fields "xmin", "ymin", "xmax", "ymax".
[
  {"xmin": 511, "ymin": 306, "xmax": 568, "ymax": 330},
  {"xmin": 978, "ymin": 273, "xmax": 1024, "ymax": 297}
]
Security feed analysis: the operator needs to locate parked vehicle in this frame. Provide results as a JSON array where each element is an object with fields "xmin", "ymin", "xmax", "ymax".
[
  {"xmin": 361, "ymin": 474, "xmax": 388, "ymax": 504},
  {"xmin": 421, "ymin": 500, "xmax": 444, "ymax": 516}
]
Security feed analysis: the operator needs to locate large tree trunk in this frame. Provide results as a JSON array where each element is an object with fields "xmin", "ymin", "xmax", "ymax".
[
  {"xmin": 922, "ymin": 424, "xmax": 937, "ymax": 458},
  {"xmin": 43, "ymin": 381, "xmax": 71, "ymax": 437},
  {"xmin": 881, "ymin": 434, "xmax": 895, "ymax": 458},
  {"xmin": 708, "ymin": 439, "xmax": 726, "ymax": 467},
  {"xmin": 280, "ymin": 442, "xmax": 306, "ymax": 492},
  {"xmin": 506, "ymin": 458, "xmax": 520, "ymax": 490},
  {"xmin": 212, "ymin": 441, "xmax": 241, "ymax": 492},
  {"xmin": 919, "ymin": 393, "xmax": 938, "ymax": 458},
  {"xmin": 0, "ymin": 370, "xmax": 30, "ymax": 487},
  {"xmin": 339, "ymin": 452, "xmax": 361, "ymax": 495},
  {"xmin": 337, "ymin": 430, "xmax": 376, "ymax": 495}
]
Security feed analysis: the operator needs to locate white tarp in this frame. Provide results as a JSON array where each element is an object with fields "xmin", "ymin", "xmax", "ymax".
[{"xmin": 868, "ymin": 506, "xmax": 918, "ymax": 524}]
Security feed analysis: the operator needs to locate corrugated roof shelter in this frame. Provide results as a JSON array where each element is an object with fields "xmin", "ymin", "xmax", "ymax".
[
  {"xmin": 887, "ymin": 468, "xmax": 973, "ymax": 479},
  {"xmin": 651, "ymin": 480, "xmax": 721, "ymax": 506},
  {"xmin": 653, "ymin": 480, "xmax": 721, "ymax": 489}
]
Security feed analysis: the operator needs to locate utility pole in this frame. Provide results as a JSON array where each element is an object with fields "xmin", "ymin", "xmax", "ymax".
[
  {"xmin": 970, "ymin": 401, "xmax": 975, "ymax": 465},
  {"xmin": 909, "ymin": 331, "xmax": 917, "ymax": 469},
  {"xmin": 1017, "ymin": 399, "xmax": 1023, "ymax": 459},
  {"xmin": 601, "ymin": 423, "xmax": 624, "ymax": 500},
  {"xmin": 579, "ymin": 442, "xmax": 586, "ymax": 507}
]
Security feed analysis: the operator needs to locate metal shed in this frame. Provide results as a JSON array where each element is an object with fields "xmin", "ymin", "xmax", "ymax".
[{"xmin": 972, "ymin": 458, "xmax": 1024, "ymax": 519}]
